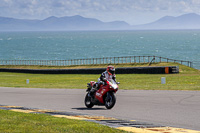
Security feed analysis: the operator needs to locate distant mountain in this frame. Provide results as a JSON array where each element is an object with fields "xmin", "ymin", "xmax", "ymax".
[
  {"xmin": 133, "ymin": 13, "xmax": 200, "ymax": 30},
  {"xmin": 1, "ymin": 13, "xmax": 200, "ymax": 31},
  {"xmin": 0, "ymin": 17, "xmax": 40, "ymax": 31},
  {"xmin": 0, "ymin": 15, "xmax": 130, "ymax": 31}
]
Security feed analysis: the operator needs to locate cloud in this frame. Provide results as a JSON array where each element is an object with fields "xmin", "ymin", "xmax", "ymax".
[{"xmin": 0, "ymin": 0, "xmax": 200, "ymax": 24}]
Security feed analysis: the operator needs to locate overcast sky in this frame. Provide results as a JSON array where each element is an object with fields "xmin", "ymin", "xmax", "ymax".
[{"xmin": 1, "ymin": 0, "xmax": 200, "ymax": 25}]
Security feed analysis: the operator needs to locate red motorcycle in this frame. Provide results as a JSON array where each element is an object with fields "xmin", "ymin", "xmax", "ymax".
[{"xmin": 85, "ymin": 79, "xmax": 119, "ymax": 109}]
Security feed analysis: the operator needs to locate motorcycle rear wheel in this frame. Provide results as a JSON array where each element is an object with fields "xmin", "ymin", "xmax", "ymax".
[
  {"xmin": 104, "ymin": 92, "xmax": 116, "ymax": 109},
  {"xmin": 85, "ymin": 93, "xmax": 94, "ymax": 108}
]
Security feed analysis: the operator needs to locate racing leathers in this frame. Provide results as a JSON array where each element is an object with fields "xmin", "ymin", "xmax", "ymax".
[
  {"xmin": 99, "ymin": 71, "xmax": 116, "ymax": 85},
  {"xmin": 90, "ymin": 71, "xmax": 116, "ymax": 94}
]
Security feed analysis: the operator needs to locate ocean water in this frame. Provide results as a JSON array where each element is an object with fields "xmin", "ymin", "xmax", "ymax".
[{"xmin": 0, "ymin": 30, "xmax": 199, "ymax": 69}]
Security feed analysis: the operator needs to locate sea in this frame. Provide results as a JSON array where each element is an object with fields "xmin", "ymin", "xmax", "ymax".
[{"xmin": 0, "ymin": 30, "xmax": 199, "ymax": 69}]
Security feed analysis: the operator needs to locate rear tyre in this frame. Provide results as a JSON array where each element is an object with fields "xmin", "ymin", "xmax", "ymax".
[
  {"xmin": 85, "ymin": 93, "xmax": 94, "ymax": 108},
  {"xmin": 104, "ymin": 92, "xmax": 116, "ymax": 109}
]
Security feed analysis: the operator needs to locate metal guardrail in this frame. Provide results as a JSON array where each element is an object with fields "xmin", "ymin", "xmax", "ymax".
[{"xmin": 0, "ymin": 56, "xmax": 193, "ymax": 68}]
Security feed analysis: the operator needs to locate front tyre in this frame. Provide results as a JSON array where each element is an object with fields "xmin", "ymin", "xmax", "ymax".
[
  {"xmin": 85, "ymin": 93, "xmax": 94, "ymax": 108},
  {"xmin": 104, "ymin": 92, "xmax": 116, "ymax": 109}
]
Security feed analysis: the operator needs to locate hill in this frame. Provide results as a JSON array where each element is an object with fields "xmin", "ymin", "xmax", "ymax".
[
  {"xmin": 133, "ymin": 13, "xmax": 200, "ymax": 30},
  {"xmin": 0, "ymin": 15, "xmax": 130, "ymax": 31},
  {"xmin": 1, "ymin": 13, "xmax": 200, "ymax": 31}
]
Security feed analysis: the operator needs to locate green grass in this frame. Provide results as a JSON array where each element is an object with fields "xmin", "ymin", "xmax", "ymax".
[
  {"xmin": 0, "ymin": 109, "xmax": 127, "ymax": 133},
  {"xmin": 0, "ymin": 63, "xmax": 199, "ymax": 90}
]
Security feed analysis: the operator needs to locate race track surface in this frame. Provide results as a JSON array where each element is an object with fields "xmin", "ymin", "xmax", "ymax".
[{"xmin": 0, "ymin": 87, "xmax": 200, "ymax": 130}]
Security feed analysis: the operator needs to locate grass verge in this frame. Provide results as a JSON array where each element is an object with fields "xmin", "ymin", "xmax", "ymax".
[
  {"xmin": 0, "ymin": 109, "xmax": 127, "ymax": 133},
  {"xmin": 0, "ymin": 63, "xmax": 199, "ymax": 90}
]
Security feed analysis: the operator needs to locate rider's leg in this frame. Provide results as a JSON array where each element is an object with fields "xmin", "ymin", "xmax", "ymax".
[{"xmin": 90, "ymin": 82, "xmax": 99, "ymax": 95}]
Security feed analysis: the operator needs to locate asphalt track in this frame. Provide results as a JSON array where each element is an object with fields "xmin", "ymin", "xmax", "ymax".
[{"xmin": 0, "ymin": 87, "xmax": 200, "ymax": 130}]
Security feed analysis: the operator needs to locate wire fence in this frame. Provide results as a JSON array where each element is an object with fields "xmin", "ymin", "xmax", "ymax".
[{"xmin": 0, "ymin": 56, "xmax": 196, "ymax": 68}]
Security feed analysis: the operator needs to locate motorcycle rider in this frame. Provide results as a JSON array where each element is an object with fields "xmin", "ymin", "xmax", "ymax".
[{"xmin": 90, "ymin": 65, "xmax": 118, "ymax": 95}]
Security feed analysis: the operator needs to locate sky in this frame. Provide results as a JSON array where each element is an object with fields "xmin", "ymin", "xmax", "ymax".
[{"xmin": 1, "ymin": 0, "xmax": 200, "ymax": 25}]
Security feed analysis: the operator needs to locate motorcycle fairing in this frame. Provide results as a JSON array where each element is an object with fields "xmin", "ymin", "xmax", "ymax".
[{"xmin": 95, "ymin": 85, "xmax": 108, "ymax": 104}]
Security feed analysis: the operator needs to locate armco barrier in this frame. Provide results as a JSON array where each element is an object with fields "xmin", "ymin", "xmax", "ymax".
[{"xmin": 0, "ymin": 66, "xmax": 179, "ymax": 74}]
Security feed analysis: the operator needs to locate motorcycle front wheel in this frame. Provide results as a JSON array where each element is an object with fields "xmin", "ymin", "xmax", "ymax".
[
  {"xmin": 85, "ymin": 93, "xmax": 94, "ymax": 108},
  {"xmin": 104, "ymin": 92, "xmax": 116, "ymax": 109}
]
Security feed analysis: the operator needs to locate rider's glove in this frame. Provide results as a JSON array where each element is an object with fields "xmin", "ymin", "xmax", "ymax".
[{"xmin": 102, "ymin": 78, "xmax": 107, "ymax": 81}]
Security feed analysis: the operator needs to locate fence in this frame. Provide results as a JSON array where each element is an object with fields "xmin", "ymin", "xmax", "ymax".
[{"xmin": 0, "ymin": 56, "xmax": 194, "ymax": 68}]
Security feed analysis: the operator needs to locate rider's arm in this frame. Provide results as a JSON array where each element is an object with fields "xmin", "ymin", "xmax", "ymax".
[
  {"xmin": 112, "ymin": 74, "xmax": 120, "ymax": 84},
  {"xmin": 112, "ymin": 74, "xmax": 116, "ymax": 82},
  {"xmin": 100, "ymin": 72, "xmax": 106, "ymax": 81}
]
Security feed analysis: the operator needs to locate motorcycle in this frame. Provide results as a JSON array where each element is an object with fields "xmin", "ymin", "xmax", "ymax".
[{"xmin": 85, "ymin": 79, "xmax": 119, "ymax": 109}]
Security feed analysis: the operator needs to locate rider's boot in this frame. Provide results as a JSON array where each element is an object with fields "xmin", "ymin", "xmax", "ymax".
[{"xmin": 89, "ymin": 87, "xmax": 97, "ymax": 97}]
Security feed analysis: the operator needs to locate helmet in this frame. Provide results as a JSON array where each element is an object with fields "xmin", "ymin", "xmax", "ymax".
[{"xmin": 107, "ymin": 65, "xmax": 115, "ymax": 75}]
